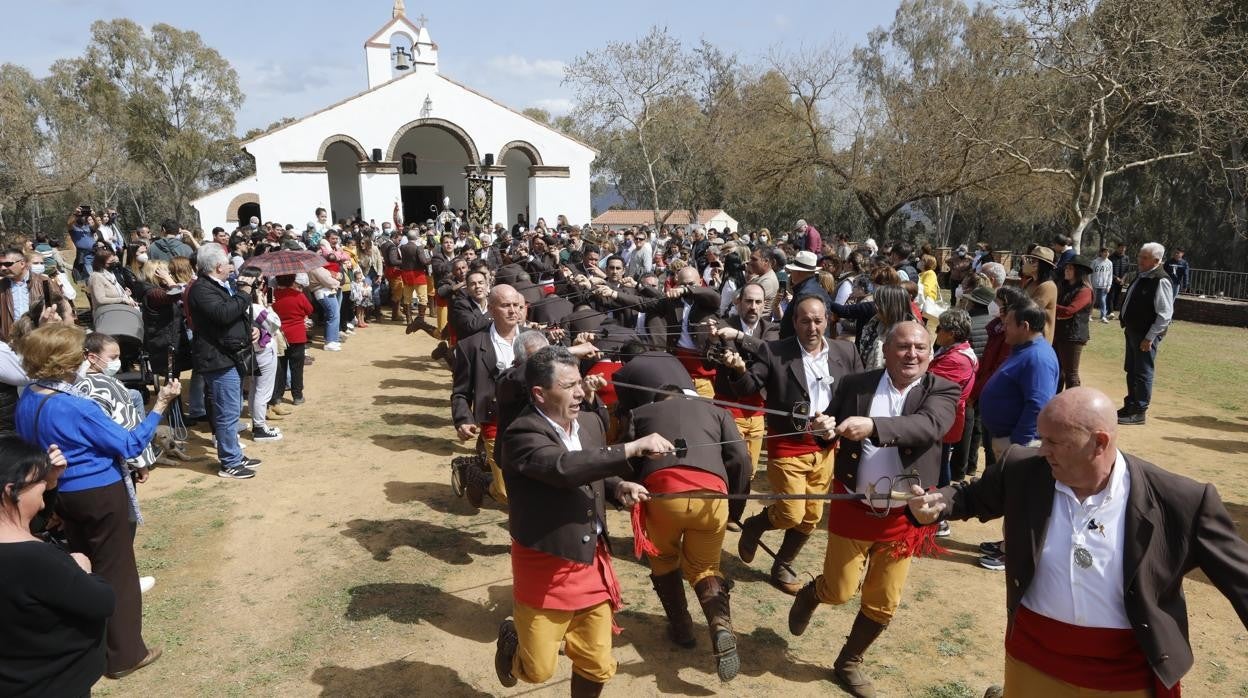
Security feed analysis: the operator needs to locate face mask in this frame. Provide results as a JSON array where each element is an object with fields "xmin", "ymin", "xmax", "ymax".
[
  {"xmin": 100, "ymin": 357, "xmax": 121, "ymax": 376},
  {"xmin": 137, "ymin": 253, "xmax": 149, "ymax": 263},
  {"xmin": 30, "ymin": 264, "xmax": 45, "ymax": 275}
]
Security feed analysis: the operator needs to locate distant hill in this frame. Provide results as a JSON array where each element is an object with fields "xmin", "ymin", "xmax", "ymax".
[{"xmin": 591, "ymin": 184, "xmax": 624, "ymax": 217}]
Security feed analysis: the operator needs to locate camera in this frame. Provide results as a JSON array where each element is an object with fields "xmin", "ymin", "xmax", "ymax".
[{"xmin": 79, "ymin": 205, "xmax": 92, "ymax": 217}]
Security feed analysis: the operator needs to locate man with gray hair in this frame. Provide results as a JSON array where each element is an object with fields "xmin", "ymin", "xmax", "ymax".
[
  {"xmin": 978, "ymin": 261, "xmax": 1007, "ymax": 315},
  {"xmin": 187, "ymin": 243, "xmax": 262, "ymax": 479},
  {"xmin": 1117, "ymin": 242, "xmax": 1173, "ymax": 425}
]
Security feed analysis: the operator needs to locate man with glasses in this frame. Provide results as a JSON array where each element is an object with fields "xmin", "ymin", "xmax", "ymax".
[{"xmin": 0, "ymin": 249, "xmax": 72, "ymax": 342}]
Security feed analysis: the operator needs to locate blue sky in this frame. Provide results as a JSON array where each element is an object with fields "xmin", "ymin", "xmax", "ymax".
[{"xmin": 5, "ymin": 0, "xmax": 901, "ymax": 135}]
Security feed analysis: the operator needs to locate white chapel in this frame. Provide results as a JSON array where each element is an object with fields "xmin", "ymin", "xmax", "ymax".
[{"xmin": 192, "ymin": 2, "xmax": 594, "ymax": 231}]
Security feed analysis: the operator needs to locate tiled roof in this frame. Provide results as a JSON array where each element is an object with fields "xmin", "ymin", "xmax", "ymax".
[{"xmin": 591, "ymin": 209, "xmax": 728, "ymax": 226}]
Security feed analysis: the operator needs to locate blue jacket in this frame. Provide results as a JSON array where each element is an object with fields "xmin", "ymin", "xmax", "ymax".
[
  {"xmin": 15, "ymin": 388, "xmax": 162, "ymax": 493},
  {"xmin": 978, "ymin": 338, "xmax": 1058, "ymax": 445}
]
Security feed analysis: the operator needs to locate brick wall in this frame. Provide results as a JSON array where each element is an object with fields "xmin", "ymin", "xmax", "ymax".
[{"xmin": 1174, "ymin": 296, "xmax": 1248, "ymax": 328}]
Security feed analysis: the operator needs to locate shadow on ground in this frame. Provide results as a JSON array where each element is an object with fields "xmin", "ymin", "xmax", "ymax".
[
  {"xmin": 1157, "ymin": 415, "xmax": 1248, "ymax": 434},
  {"xmin": 311, "ymin": 660, "xmax": 491, "ymax": 697},
  {"xmin": 1163, "ymin": 436, "xmax": 1248, "ymax": 454},
  {"xmin": 341, "ymin": 518, "xmax": 509, "ymax": 563},
  {"xmin": 369, "ymin": 433, "xmax": 457, "ymax": 455},
  {"xmin": 344, "ymin": 582, "xmax": 510, "ymax": 643}
]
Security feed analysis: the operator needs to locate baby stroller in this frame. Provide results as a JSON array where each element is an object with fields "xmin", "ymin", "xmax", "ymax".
[{"xmin": 92, "ymin": 304, "xmax": 154, "ymax": 401}]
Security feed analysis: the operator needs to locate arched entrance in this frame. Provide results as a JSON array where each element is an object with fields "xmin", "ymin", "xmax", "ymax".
[
  {"xmin": 325, "ymin": 141, "xmax": 363, "ymax": 223},
  {"xmin": 499, "ymin": 143, "xmax": 539, "ymax": 229},
  {"xmin": 237, "ymin": 201, "xmax": 261, "ymax": 226},
  {"xmin": 388, "ymin": 120, "xmax": 478, "ymax": 228}
]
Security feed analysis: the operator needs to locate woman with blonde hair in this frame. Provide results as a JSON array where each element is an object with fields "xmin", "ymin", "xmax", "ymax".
[
  {"xmin": 15, "ymin": 324, "xmax": 181, "ymax": 679},
  {"xmin": 167, "ymin": 256, "xmax": 195, "ymax": 285}
]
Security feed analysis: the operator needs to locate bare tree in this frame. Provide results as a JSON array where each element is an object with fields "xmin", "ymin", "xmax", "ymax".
[{"xmin": 970, "ymin": 0, "xmax": 1248, "ymax": 251}]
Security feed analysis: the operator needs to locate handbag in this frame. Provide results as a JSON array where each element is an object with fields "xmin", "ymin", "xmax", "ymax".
[{"xmin": 921, "ymin": 295, "xmax": 949, "ymax": 320}]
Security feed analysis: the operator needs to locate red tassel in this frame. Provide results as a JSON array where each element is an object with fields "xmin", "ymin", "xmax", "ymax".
[
  {"xmin": 889, "ymin": 522, "xmax": 947, "ymax": 559},
  {"xmin": 630, "ymin": 502, "xmax": 661, "ymax": 559}
]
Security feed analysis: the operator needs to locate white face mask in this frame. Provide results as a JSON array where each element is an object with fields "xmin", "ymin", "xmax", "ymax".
[
  {"xmin": 137, "ymin": 253, "xmax": 149, "ymax": 263},
  {"xmin": 101, "ymin": 357, "xmax": 121, "ymax": 376},
  {"xmin": 30, "ymin": 263, "xmax": 45, "ymax": 275}
]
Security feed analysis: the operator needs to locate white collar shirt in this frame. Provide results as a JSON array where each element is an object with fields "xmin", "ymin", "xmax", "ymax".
[
  {"xmin": 536, "ymin": 408, "xmax": 582, "ymax": 452},
  {"xmin": 489, "ymin": 323, "xmax": 516, "ymax": 372},
  {"xmin": 677, "ymin": 297, "xmax": 697, "ymax": 350},
  {"xmin": 799, "ymin": 338, "xmax": 833, "ymax": 415},
  {"xmin": 857, "ymin": 371, "xmax": 919, "ymax": 506},
  {"xmin": 1022, "ymin": 450, "xmax": 1131, "ymax": 629}
]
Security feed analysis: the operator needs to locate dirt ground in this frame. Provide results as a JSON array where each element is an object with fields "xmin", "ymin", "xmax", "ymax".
[{"xmin": 93, "ymin": 319, "xmax": 1248, "ymax": 698}]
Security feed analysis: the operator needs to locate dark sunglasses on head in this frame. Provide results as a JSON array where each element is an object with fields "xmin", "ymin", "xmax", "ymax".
[{"xmin": 0, "ymin": 261, "xmax": 17, "ymax": 268}]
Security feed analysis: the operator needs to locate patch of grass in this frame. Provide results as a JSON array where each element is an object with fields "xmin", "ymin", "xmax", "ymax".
[
  {"xmin": 922, "ymin": 680, "xmax": 976, "ymax": 698},
  {"xmin": 1083, "ymin": 320, "xmax": 1248, "ymax": 413},
  {"xmin": 1209, "ymin": 660, "xmax": 1230, "ymax": 684}
]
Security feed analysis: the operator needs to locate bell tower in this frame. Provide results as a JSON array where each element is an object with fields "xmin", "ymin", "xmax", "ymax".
[{"xmin": 364, "ymin": 2, "xmax": 438, "ymax": 89}]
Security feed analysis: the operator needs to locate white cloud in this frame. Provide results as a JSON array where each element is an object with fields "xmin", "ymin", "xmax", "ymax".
[
  {"xmin": 486, "ymin": 55, "xmax": 566, "ymax": 79},
  {"xmin": 531, "ymin": 98, "xmax": 574, "ymax": 115}
]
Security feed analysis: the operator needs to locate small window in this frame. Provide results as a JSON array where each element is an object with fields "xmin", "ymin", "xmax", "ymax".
[{"xmin": 401, "ymin": 153, "xmax": 418, "ymax": 175}]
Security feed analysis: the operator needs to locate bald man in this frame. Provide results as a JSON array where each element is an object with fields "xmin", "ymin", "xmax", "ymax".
[
  {"xmin": 451, "ymin": 284, "xmax": 527, "ymax": 508},
  {"xmin": 907, "ymin": 387, "xmax": 1248, "ymax": 697}
]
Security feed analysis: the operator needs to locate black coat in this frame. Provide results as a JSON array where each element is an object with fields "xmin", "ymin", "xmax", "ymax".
[
  {"xmin": 728, "ymin": 336, "xmax": 864, "ymax": 437},
  {"xmin": 967, "ymin": 305, "xmax": 992, "ymax": 359},
  {"xmin": 186, "ymin": 278, "xmax": 252, "ymax": 374}
]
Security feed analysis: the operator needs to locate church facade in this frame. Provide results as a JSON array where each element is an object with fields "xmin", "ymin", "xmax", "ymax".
[{"xmin": 192, "ymin": 3, "xmax": 594, "ymax": 231}]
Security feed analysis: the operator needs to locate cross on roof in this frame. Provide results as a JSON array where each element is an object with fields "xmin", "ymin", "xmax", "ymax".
[{"xmin": 417, "ymin": 13, "xmax": 428, "ymax": 28}]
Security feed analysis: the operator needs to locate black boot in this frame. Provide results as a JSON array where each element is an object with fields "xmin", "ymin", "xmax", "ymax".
[
  {"xmin": 736, "ymin": 510, "xmax": 777, "ymax": 564},
  {"xmin": 570, "ymin": 672, "xmax": 605, "ymax": 697},
  {"xmin": 650, "ymin": 570, "xmax": 696, "ymax": 648},
  {"xmin": 832, "ymin": 612, "xmax": 888, "ymax": 698},
  {"xmin": 694, "ymin": 576, "xmax": 739, "ymax": 682},
  {"xmin": 788, "ymin": 580, "xmax": 821, "ymax": 636},
  {"xmin": 770, "ymin": 529, "xmax": 809, "ymax": 595},
  {"xmin": 495, "ymin": 619, "xmax": 518, "ymax": 687}
]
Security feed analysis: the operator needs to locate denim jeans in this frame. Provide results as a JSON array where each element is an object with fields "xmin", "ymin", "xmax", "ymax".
[
  {"xmin": 189, "ymin": 370, "xmax": 206, "ymax": 417},
  {"xmin": 204, "ymin": 366, "xmax": 243, "ymax": 468},
  {"xmin": 1093, "ymin": 287, "xmax": 1109, "ymax": 318},
  {"xmin": 319, "ymin": 293, "xmax": 340, "ymax": 343},
  {"xmin": 1123, "ymin": 329, "xmax": 1161, "ymax": 413}
]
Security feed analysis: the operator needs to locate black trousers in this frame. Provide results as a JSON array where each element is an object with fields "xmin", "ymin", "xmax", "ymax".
[
  {"xmin": 57, "ymin": 480, "xmax": 148, "ymax": 674},
  {"xmin": 948, "ymin": 402, "xmax": 978, "ymax": 481},
  {"xmin": 272, "ymin": 343, "xmax": 306, "ymax": 402}
]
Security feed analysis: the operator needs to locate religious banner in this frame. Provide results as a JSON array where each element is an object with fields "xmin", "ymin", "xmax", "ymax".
[{"xmin": 466, "ymin": 175, "xmax": 492, "ymax": 227}]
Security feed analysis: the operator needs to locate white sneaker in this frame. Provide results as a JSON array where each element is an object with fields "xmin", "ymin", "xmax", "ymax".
[
  {"xmin": 324, "ymin": 342, "xmax": 342, "ymax": 351},
  {"xmin": 140, "ymin": 576, "xmax": 156, "ymax": 594}
]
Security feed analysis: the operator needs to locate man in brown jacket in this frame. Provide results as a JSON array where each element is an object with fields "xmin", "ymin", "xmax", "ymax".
[
  {"xmin": 907, "ymin": 387, "xmax": 1248, "ymax": 697},
  {"xmin": 786, "ymin": 320, "xmax": 958, "ymax": 698},
  {"xmin": 0, "ymin": 248, "xmax": 72, "ymax": 342},
  {"xmin": 494, "ymin": 345, "xmax": 670, "ymax": 698}
]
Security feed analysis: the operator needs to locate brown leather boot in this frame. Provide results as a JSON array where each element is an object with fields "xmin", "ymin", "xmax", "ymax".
[
  {"xmin": 570, "ymin": 672, "xmax": 605, "ymax": 697},
  {"xmin": 650, "ymin": 570, "xmax": 696, "ymax": 648},
  {"xmin": 770, "ymin": 529, "xmax": 809, "ymax": 595},
  {"xmin": 694, "ymin": 576, "xmax": 739, "ymax": 682},
  {"xmin": 832, "ymin": 612, "xmax": 887, "ymax": 698},
  {"xmin": 788, "ymin": 580, "xmax": 821, "ymax": 636},
  {"xmin": 736, "ymin": 510, "xmax": 776, "ymax": 564}
]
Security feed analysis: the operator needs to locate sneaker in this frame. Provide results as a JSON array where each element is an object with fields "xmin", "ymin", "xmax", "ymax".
[
  {"xmin": 935, "ymin": 520, "xmax": 952, "ymax": 537},
  {"xmin": 978, "ymin": 553, "xmax": 1006, "ymax": 571},
  {"xmin": 218, "ymin": 466, "xmax": 256, "ymax": 479},
  {"xmin": 139, "ymin": 576, "xmax": 156, "ymax": 594},
  {"xmin": 242, "ymin": 457, "xmax": 263, "ymax": 469},
  {"xmin": 264, "ymin": 410, "xmax": 284, "ymax": 421},
  {"xmin": 347, "ymin": 322, "xmax": 356, "ymax": 330},
  {"xmin": 1100, "ymin": 317, "xmax": 1110, "ymax": 324},
  {"xmin": 978, "ymin": 540, "xmax": 1004, "ymax": 556},
  {"xmin": 269, "ymin": 403, "xmax": 293, "ymax": 415},
  {"xmin": 292, "ymin": 396, "xmax": 306, "ymax": 406},
  {"xmin": 1118, "ymin": 412, "xmax": 1146, "ymax": 425},
  {"xmin": 252, "ymin": 426, "xmax": 283, "ymax": 442},
  {"xmin": 324, "ymin": 342, "xmax": 342, "ymax": 352}
]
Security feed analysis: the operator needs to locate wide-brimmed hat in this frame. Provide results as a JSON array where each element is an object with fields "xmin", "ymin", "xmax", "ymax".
[
  {"xmin": 1068, "ymin": 255, "xmax": 1094, "ymax": 273},
  {"xmin": 784, "ymin": 250, "xmax": 819, "ymax": 272},
  {"xmin": 1025, "ymin": 246, "xmax": 1056, "ymax": 265},
  {"xmin": 967, "ymin": 286, "xmax": 997, "ymax": 307}
]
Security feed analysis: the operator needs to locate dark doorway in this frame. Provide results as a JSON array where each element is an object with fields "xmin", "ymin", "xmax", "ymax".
[
  {"xmin": 401, "ymin": 186, "xmax": 443, "ymax": 226},
  {"xmin": 237, "ymin": 202, "xmax": 261, "ymax": 226}
]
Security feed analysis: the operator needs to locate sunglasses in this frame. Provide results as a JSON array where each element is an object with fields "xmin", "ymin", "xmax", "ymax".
[{"xmin": 0, "ymin": 261, "xmax": 18, "ymax": 268}]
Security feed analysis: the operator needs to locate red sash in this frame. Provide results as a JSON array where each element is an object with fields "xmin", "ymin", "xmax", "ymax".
[
  {"xmin": 826, "ymin": 480, "xmax": 943, "ymax": 558},
  {"xmin": 768, "ymin": 433, "xmax": 821, "ymax": 458},
  {"xmin": 630, "ymin": 467, "xmax": 726, "ymax": 558},
  {"xmin": 674, "ymin": 348, "xmax": 717, "ymax": 379},
  {"xmin": 480, "ymin": 421, "xmax": 498, "ymax": 440},
  {"xmin": 1007, "ymin": 605, "xmax": 1178, "ymax": 696},
  {"xmin": 511, "ymin": 539, "xmax": 621, "ymax": 633}
]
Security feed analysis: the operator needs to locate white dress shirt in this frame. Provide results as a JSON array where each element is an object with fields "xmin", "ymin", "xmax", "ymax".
[
  {"xmin": 1022, "ymin": 450, "xmax": 1131, "ymax": 629},
  {"xmin": 799, "ymin": 338, "xmax": 833, "ymax": 416},
  {"xmin": 536, "ymin": 408, "xmax": 582, "ymax": 452},
  {"xmin": 677, "ymin": 299, "xmax": 697, "ymax": 350},
  {"xmin": 856, "ymin": 371, "xmax": 919, "ymax": 507},
  {"xmin": 489, "ymin": 324, "xmax": 516, "ymax": 371}
]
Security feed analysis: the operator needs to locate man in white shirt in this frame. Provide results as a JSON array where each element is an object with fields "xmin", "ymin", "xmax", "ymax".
[
  {"xmin": 908, "ymin": 387, "xmax": 1248, "ymax": 697},
  {"xmin": 786, "ymin": 320, "xmax": 958, "ymax": 698}
]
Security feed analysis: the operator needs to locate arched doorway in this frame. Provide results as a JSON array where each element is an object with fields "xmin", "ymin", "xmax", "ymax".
[
  {"xmin": 388, "ymin": 121, "xmax": 478, "ymax": 229},
  {"xmin": 325, "ymin": 141, "xmax": 363, "ymax": 223},
  {"xmin": 237, "ymin": 201, "xmax": 261, "ymax": 227},
  {"xmin": 500, "ymin": 146, "xmax": 538, "ymax": 229}
]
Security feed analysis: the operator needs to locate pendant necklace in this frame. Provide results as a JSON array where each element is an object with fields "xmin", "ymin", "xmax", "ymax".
[{"xmin": 1065, "ymin": 496, "xmax": 1101, "ymax": 570}]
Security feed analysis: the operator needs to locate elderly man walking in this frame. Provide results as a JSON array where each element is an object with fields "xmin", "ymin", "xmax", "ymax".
[
  {"xmin": 907, "ymin": 387, "xmax": 1248, "ymax": 698},
  {"xmin": 1117, "ymin": 242, "xmax": 1173, "ymax": 426}
]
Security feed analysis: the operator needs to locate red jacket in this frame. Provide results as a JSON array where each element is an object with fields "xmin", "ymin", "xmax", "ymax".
[
  {"xmin": 272, "ymin": 287, "xmax": 314, "ymax": 344},
  {"xmin": 929, "ymin": 341, "xmax": 977, "ymax": 442},
  {"xmin": 971, "ymin": 317, "xmax": 1011, "ymax": 404}
]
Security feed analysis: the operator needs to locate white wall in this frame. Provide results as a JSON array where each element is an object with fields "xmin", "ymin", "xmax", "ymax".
[
  {"xmin": 240, "ymin": 64, "xmax": 594, "ymax": 225},
  {"xmin": 502, "ymin": 150, "xmax": 531, "ymax": 228}
]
